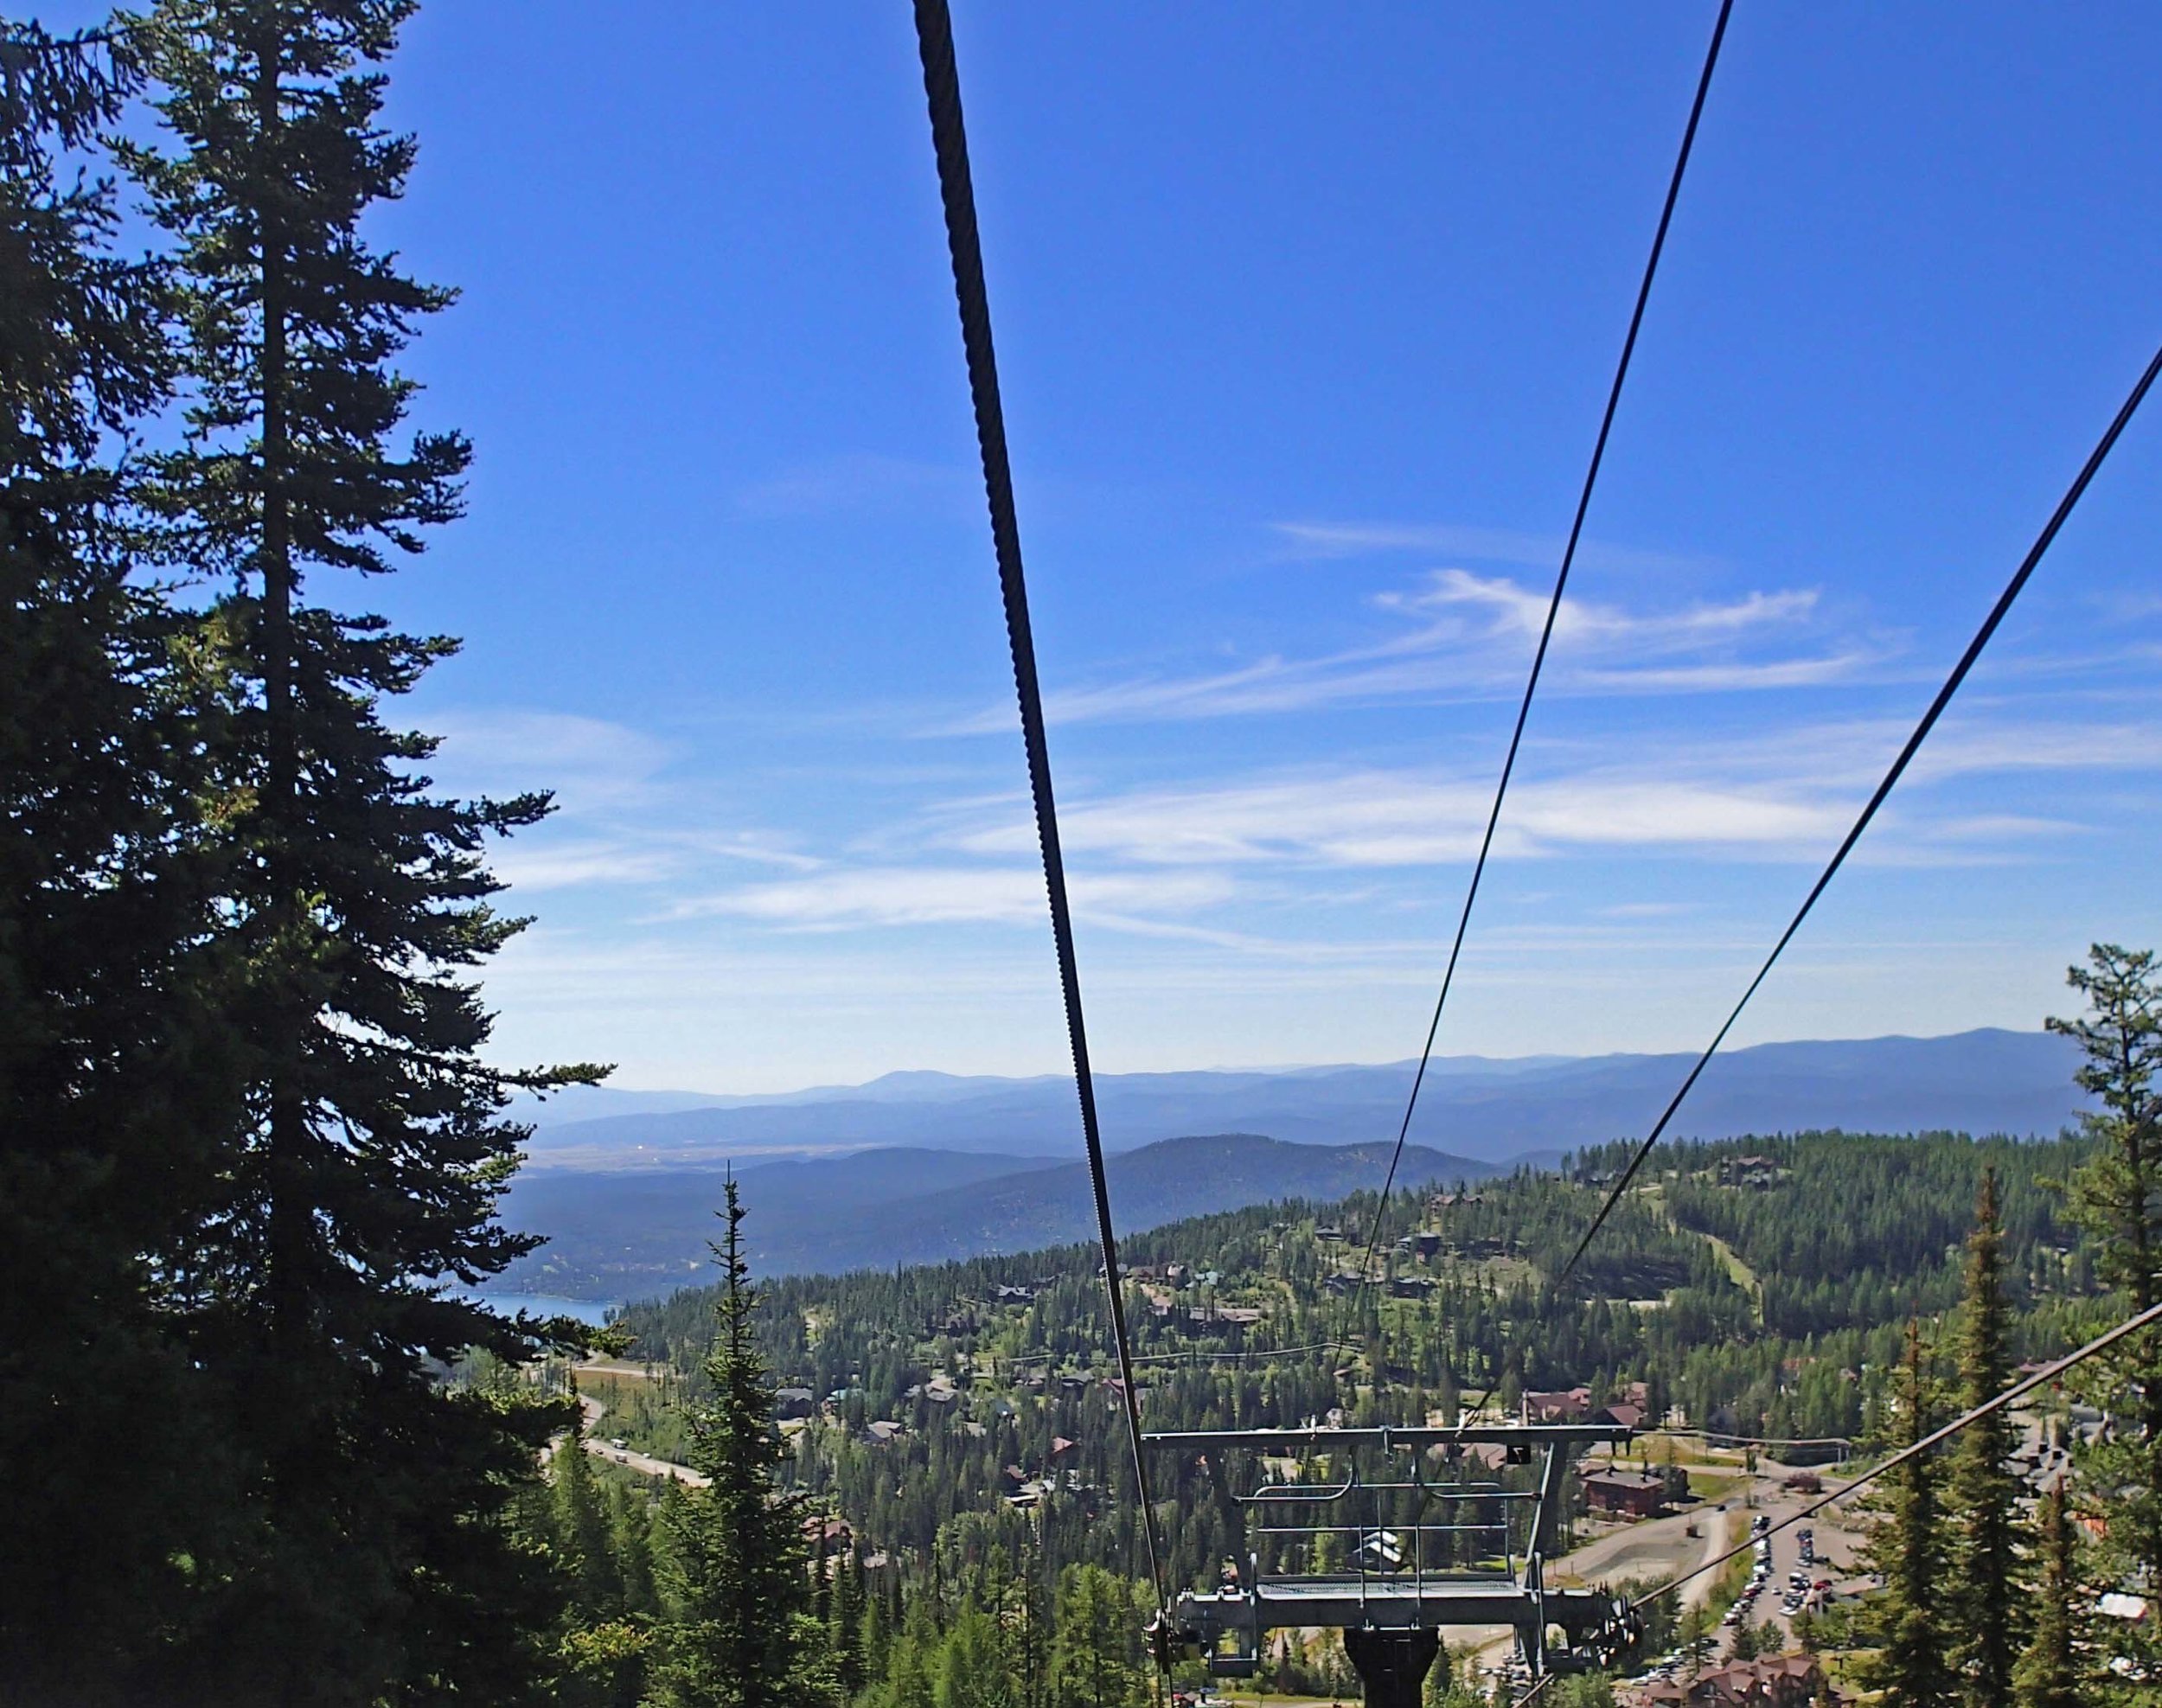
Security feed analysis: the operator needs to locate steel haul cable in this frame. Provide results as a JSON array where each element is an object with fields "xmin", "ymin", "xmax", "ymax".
[
  {"xmin": 910, "ymin": 0, "xmax": 1170, "ymax": 1622},
  {"xmin": 1347, "ymin": 0, "xmax": 1736, "ymax": 1324},
  {"xmin": 1561, "ymin": 335, "xmax": 2162, "ymax": 1284}
]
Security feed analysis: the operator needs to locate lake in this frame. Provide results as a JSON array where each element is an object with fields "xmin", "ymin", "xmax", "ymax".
[{"xmin": 467, "ymin": 1290, "xmax": 618, "ymax": 1327}]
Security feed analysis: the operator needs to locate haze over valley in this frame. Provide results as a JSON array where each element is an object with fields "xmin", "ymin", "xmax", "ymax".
[{"xmin": 501, "ymin": 1027, "xmax": 2088, "ymax": 1297}]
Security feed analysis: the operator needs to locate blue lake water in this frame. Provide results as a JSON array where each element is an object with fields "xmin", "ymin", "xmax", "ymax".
[{"xmin": 468, "ymin": 1290, "xmax": 618, "ymax": 1326}]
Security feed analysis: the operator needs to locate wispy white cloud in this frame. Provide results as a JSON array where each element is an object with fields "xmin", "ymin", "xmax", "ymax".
[
  {"xmin": 489, "ymin": 839, "xmax": 686, "ymax": 892},
  {"xmin": 950, "ymin": 768, "xmax": 1848, "ymax": 869},
  {"xmin": 426, "ymin": 708, "xmax": 674, "ymax": 810},
  {"xmin": 668, "ymin": 865, "xmax": 1238, "ymax": 931},
  {"xmin": 1372, "ymin": 568, "xmax": 1819, "ymax": 651},
  {"xmin": 1269, "ymin": 520, "xmax": 1716, "ymax": 578},
  {"xmin": 932, "ymin": 566, "xmax": 1865, "ymax": 732},
  {"xmin": 489, "ymin": 828, "xmax": 825, "ymax": 894}
]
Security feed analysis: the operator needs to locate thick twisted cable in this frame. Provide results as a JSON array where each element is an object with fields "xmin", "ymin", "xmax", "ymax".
[{"xmin": 911, "ymin": 0, "xmax": 1168, "ymax": 1615}]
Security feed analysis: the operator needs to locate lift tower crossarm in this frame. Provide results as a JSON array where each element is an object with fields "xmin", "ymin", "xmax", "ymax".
[{"xmin": 1142, "ymin": 1423, "xmax": 1634, "ymax": 1453}]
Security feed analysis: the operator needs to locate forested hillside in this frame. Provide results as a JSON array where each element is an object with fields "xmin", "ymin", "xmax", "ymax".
[
  {"xmin": 502, "ymin": 1131, "xmax": 1500, "ymax": 1296},
  {"xmin": 611, "ymin": 1129, "xmax": 2101, "ymax": 1594}
]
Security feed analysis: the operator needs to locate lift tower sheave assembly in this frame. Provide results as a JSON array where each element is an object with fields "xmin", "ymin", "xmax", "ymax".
[{"xmin": 1145, "ymin": 1423, "xmax": 1644, "ymax": 1707}]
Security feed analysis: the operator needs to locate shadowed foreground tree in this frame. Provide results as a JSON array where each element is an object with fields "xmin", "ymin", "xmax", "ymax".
[
  {"xmin": 112, "ymin": 0, "xmax": 599, "ymax": 1696},
  {"xmin": 0, "ymin": 20, "xmax": 244, "ymax": 1701}
]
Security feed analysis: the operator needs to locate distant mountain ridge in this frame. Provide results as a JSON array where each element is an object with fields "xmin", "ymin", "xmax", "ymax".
[
  {"xmin": 517, "ymin": 1029, "xmax": 2087, "ymax": 1171},
  {"xmin": 499, "ymin": 1132, "xmax": 1500, "ymax": 1298}
]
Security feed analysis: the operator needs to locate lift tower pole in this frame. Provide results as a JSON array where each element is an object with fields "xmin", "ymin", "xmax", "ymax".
[{"xmin": 1343, "ymin": 1628, "xmax": 1443, "ymax": 1708}]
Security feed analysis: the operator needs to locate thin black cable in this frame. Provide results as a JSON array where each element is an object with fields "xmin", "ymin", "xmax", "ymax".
[
  {"xmin": 911, "ymin": 0, "xmax": 1169, "ymax": 1617},
  {"xmin": 1561, "ymin": 336, "xmax": 2162, "ymax": 1283},
  {"xmin": 1631, "ymin": 1296, "xmax": 2162, "ymax": 1612},
  {"xmin": 1502, "ymin": 1296, "xmax": 2162, "ymax": 1707},
  {"xmin": 1346, "ymin": 0, "xmax": 1735, "ymax": 1325}
]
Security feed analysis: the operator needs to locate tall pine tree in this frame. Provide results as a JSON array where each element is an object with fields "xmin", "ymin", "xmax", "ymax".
[
  {"xmin": 118, "ymin": 1, "xmax": 599, "ymax": 1695},
  {"xmin": 2012, "ymin": 1479, "xmax": 2083, "ymax": 1708},
  {"xmin": 656, "ymin": 1177, "xmax": 832, "ymax": 1706},
  {"xmin": 2048, "ymin": 944, "xmax": 2162, "ymax": 1695},
  {"xmin": 1945, "ymin": 1167, "xmax": 2024, "ymax": 1707},
  {"xmin": 0, "ymin": 20, "xmax": 243, "ymax": 1699},
  {"xmin": 1858, "ymin": 1319, "xmax": 1955, "ymax": 1708}
]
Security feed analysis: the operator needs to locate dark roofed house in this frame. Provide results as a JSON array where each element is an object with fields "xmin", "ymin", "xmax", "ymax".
[
  {"xmin": 1524, "ymin": 1386, "xmax": 1592, "ymax": 1424},
  {"xmin": 1620, "ymin": 1653, "xmax": 1833, "ymax": 1708},
  {"xmin": 1717, "ymin": 1155, "xmax": 1784, "ymax": 1190},
  {"xmin": 774, "ymin": 1386, "xmax": 816, "ymax": 1420},
  {"xmin": 803, "ymin": 1515, "xmax": 853, "ymax": 1557},
  {"xmin": 1597, "ymin": 1401, "xmax": 1645, "ymax": 1431},
  {"xmin": 1391, "ymin": 1276, "xmax": 1436, "ymax": 1300},
  {"xmin": 1581, "ymin": 1468, "xmax": 1666, "ymax": 1519}
]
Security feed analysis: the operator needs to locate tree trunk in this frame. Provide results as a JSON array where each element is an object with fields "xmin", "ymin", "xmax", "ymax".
[{"xmin": 253, "ymin": 35, "xmax": 306, "ymax": 1366}]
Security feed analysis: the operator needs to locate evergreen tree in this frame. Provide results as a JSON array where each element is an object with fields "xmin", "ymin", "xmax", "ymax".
[
  {"xmin": 1046, "ymin": 1564, "xmax": 1142, "ymax": 1708},
  {"xmin": 612, "ymin": 1480, "xmax": 662, "ymax": 1618},
  {"xmin": 555, "ymin": 1423, "xmax": 624, "ymax": 1620},
  {"xmin": 0, "ymin": 19, "xmax": 262, "ymax": 1699},
  {"xmin": 1676, "ymin": 1605, "xmax": 1713, "ymax": 1679},
  {"xmin": 832, "ymin": 1545, "xmax": 867, "ymax": 1698},
  {"xmin": 115, "ymin": 1, "xmax": 598, "ymax": 1694},
  {"xmin": 2012, "ymin": 1480, "xmax": 2082, "ymax": 1708},
  {"xmin": 875, "ymin": 1633, "xmax": 937, "ymax": 1708},
  {"xmin": 863, "ymin": 1580, "xmax": 895, "ymax": 1686},
  {"xmin": 656, "ymin": 1177, "xmax": 831, "ymax": 1705},
  {"xmin": 1946, "ymin": 1167, "xmax": 2024, "ymax": 1707},
  {"xmin": 939, "ymin": 1608, "xmax": 1020, "ymax": 1708},
  {"xmin": 2048, "ymin": 944, "xmax": 2162, "ymax": 1693},
  {"xmin": 1421, "ymin": 1640, "xmax": 1456, "ymax": 1706},
  {"xmin": 1858, "ymin": 1320, "xmax": 1955, "ymax": 1708}
]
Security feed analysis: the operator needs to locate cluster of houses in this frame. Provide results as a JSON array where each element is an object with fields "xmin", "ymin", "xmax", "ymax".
[
  {"xmin": 1145, "ymin": 1295, "xmax": 1268, "ymax": 1328},
  {"xmin": 1000, "ymin": 1436, "xmax": 1084, "ymax": 1510},
  {"xmin": 1620, "ymin": 1654, "xmax": 1834, "ymax": 1708},
  {"xmin": 1522, "ymin": 1382, "xmax": 1649, "ymax": 1430}
]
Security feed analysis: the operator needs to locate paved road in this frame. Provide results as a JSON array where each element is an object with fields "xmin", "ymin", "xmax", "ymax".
[
  {"xmin": 568, "ymin": 1388, "xmax": 709, "ymax": 1487},
  {"xmin": 1556, "ymin": 1498, "xmax": 1737, "ymax": 1611}
]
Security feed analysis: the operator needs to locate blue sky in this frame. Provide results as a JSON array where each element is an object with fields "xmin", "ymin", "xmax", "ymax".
[{"xmin": 74, "ymin": 2, "xmax": 2162, "ymax": 1091}]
